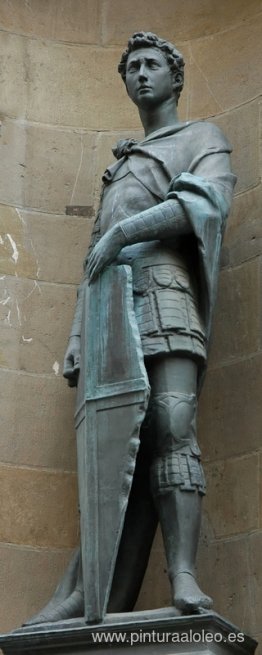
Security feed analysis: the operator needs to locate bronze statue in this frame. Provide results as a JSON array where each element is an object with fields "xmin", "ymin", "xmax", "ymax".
[{"xmin": 26, "ymin": 32, "xmax": 236, "ymax": 625}]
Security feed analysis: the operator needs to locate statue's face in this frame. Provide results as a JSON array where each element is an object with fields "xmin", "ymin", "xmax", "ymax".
[{"xmin": 125, "ymin": 47, "xmax": 174, "ymax": 109}]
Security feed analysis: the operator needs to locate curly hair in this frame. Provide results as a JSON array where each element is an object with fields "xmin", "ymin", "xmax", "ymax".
[{"xmin": 118, "ymin": 31, "xmax": 185, "ymax": 103}]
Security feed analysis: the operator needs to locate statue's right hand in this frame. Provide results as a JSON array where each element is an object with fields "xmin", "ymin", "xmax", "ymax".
[{"xmin": 63, "ymin": 336, "xmax": 81, "ymax": 387}]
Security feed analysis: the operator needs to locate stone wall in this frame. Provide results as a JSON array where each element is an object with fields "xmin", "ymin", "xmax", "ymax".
[{"xmin": 0, "ymin": 0, "xmax": 261, "ymax": 645}]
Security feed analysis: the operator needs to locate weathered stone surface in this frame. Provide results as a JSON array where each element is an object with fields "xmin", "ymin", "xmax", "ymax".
[
  {"xmin": 199, "ymin": 355, "xmax": 262, "ymax": 461},
  {"xmin": 198, "ymin": 530, "xmax": 262, "ymax": 636},
  {"xmin": 0, "ymin": 275, "xmax": 77, "ymax": 374},
  {"xmin": 204, "ymin": 455, "xmax": 259, "ymax": 539},
  {"xmin": 224, "ymin": 216, "xmax": 262, "ymax": 268},
  {"xmin": 189, "ymin": 13, "xmax": 262, "ymax": 117},
  {"xmin": 0, "ymin": 543, "xmax": 73, "ymax": 632},
  {"xmin": 247, "ymin": 531, "xmax": 262, "ymax": 634},
  {"xmin": 0, "ymin": 0, "xmax": 100, "ymax": 44},
  {"xmin": 260, "ymin": 455, "xmax": 262, "ymax": 529},
  {"xmin": 0, "ymin": 465, "xmax": 78, "ymax": 548},
  {"xmin": 197, "ymin": 534, "xmax": 251, "ymax": 632},
  {"xmin": 0, "ymin": 205, "xmax": 38, "ymax": 279},
  {"xmin": 213, "ymin": 100, "xmax": 260, "ymax": 194},
  {"xmin": 222, "ymin": 185, "xmax": 262, "ymax": 267},
  {"xmin": 0, "ymin": 31, "xmax": 27, "ymax": 120},
  {"xmin": 0, "ymin": 16, "xmax": 261, "ymax": 137},
  {"xmin": 25, "ymin": 40, "xmax": 139, "ymax": 129},
  {"xmin": 186, "ymin": 54, "xmax": 223, "ymax": 118},
  {"xmin": 0, "ymin": 368, "xmax": 76, "ymax": 470},
  {"xmin": 227, "ymin": 185, "xmax": 262, "ymax": 234},
  {"xmin": 101, "ymin": 0, "xmax": 262, "ymax": 44},
  {"xmin": 0, "ymin": 33, "xmax": 190, "ymax": 129},
  {"xmin": 208, "ymin": 259, "xmax": 260, "ymax": 368},
  {"xmin": 0, "ymin": 205, "xmax": 93, "ymax": 284},
  {"xmin": 0, "ymin": 118, "xmax": 96, "ymax": 213},
  {"xmin": 252, "ymin": 636, "xmax": 262, "ymax": 655}
]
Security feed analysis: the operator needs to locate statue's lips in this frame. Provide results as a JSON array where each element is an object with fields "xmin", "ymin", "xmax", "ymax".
[{"xmin": 137, "ymin": 85, "xmax": 152, "ymax": 92}]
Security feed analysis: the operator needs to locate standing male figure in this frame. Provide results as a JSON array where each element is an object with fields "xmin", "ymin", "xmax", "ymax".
[{"xmin": 27, "ymin": 32, "xmax": 236, "ymax": 624}]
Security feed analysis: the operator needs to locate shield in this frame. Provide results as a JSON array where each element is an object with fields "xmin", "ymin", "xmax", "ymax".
[{"xmin": 75, "ymin": 264, "xmax": 149, "ymax": 623}]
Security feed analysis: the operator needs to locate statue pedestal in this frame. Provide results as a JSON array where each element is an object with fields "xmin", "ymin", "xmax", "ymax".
[{"xmin": 0, "ymin": 608, "xmax": 257, "ymax": 655}]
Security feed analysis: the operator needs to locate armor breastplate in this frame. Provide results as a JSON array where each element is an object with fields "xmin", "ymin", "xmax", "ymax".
[{"xmin": 100, "ymin": 163, "xmax": 159, "ymax": 235}]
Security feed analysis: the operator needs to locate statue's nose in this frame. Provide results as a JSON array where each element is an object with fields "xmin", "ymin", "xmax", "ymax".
[{"xmin": 138, "ymin": 63, "xmax": 148, "ymax": 80}]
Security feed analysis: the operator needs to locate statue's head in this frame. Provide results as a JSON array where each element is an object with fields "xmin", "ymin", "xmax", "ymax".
[{"xmin": 118, "ymin": 32, "xmax": 184, "ymax": 105}]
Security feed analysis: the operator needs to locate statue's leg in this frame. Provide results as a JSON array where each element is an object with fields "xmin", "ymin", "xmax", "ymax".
[
  {"xmin": 108, "ymin": 431, "xmax": 158, "ymax": 612},
  {"xmin": 23, "ymin": 548, "xmax": 83, "ymax": 625},
  {"xmin": 24, "ymin": 430, "xmax": 157, "ymax": 625},
  {"xmin": 148, "ymin": 356, "xmax": 212, "ymax": 612}
]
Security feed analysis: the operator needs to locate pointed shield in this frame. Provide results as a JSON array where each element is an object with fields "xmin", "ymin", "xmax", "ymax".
[{"xmin": 74, "ymin": 264, "xmax": 149, "ymax": 623}]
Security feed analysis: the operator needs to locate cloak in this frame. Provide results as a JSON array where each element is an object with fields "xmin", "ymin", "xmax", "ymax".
[{"xmin": 95, "ymin": 120, "xmax": 237, "ymax": 358}]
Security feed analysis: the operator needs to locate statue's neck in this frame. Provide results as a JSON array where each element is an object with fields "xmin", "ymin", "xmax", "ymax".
[{"xmin": 139, "ymin": 98, "xmax": 179, "ymax": 136}]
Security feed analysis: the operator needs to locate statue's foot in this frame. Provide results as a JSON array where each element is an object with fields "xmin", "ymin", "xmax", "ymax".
[
  {"xmin": 173, "ymin": 572, "xmax": 213, "ymax": 612},
  {"xmin": 23, "ymin": 589, "xmax": 84, "ymax": 626}
]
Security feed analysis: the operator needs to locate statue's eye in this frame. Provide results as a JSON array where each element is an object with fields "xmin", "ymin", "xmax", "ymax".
[
  {"xmin": 127, "ymin": 63, "xmax": 139, "ymax": 73},
  {"xmin": 148, "ymin": 60, "xmax": 160, "ymax": 69}
]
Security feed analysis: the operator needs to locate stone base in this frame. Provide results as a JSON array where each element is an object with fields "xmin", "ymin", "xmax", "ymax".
[{"xmin": 0, "ymin": 608, "xmax": 257, "ymax": 655}]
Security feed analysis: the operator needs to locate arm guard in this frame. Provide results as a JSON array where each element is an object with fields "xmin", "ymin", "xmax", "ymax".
[
  {"xmin": 118, "ymin": 199, "xmax": 191, "ymax": 246},
  {"xmin": 69, "ymin": 201, "xmax": 188, "ymax": 338}
]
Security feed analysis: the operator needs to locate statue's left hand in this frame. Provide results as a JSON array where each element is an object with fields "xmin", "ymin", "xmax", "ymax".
[
  {"xmin": 87, "ymin": 225, "xmax": 125, "ymax": 282},
  {"xmin": 63, "ymin": 335, "xmax": 81, "ymax": 387}
]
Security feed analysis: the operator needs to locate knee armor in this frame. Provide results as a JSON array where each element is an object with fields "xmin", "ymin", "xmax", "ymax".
[
  {"xmin": 148, "ymin": 391, "xmax": 199, "ymax": 455},
  {"xmin": 149, "ymin": 391, "xmax": 206, "ymax": 496}
]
